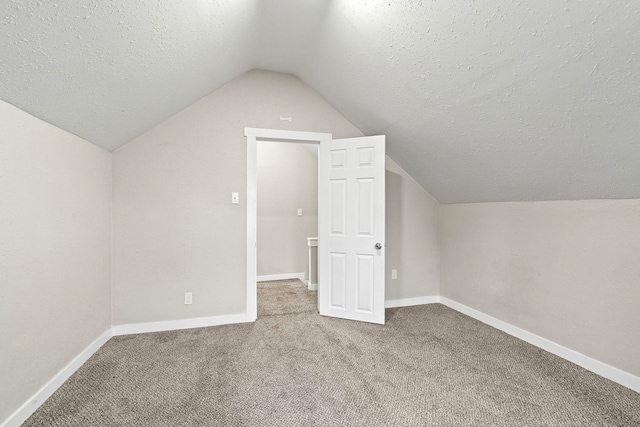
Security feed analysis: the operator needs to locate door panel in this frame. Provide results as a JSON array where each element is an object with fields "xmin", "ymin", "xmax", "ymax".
[
  {"xmin": 330, "ymin": 179, "xmax": 347, "ymax": 235},
  {"xmin": 356, "ymin": 254, "xmax": 374, "ymax": 312},
  {"xmin": 318, "ymin": 135, "xmax": 385, "ymax": 324},
  {"xmin": 330, "ymin": 253, "xmax": 347, "ymax": 308},
  {"xmin": 357, "ymin": 178, "xmax": 375, "ymax": 236}
]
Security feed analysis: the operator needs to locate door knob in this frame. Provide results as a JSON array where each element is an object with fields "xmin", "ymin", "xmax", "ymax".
[{"xmin": 374, "ymin": 243, "xmax": 382, "ymax": 250}]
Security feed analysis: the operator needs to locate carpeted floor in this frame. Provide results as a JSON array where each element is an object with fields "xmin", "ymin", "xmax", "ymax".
[
  {"xmin": 24, "ymin": 280, "xmax": 640, "ymax": 426},
  {"xmin": 257, "ymin": 279, "xmax": 317, "ymax": 317}
]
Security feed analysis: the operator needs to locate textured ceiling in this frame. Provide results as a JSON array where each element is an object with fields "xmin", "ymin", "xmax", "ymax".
[
  {"xmin": 2, "ymin": 0, "xmax": 640, "ymax": 203},
  {"xmin": 0, "ymin": 0, "xmax": 260, "ymax": 151}
]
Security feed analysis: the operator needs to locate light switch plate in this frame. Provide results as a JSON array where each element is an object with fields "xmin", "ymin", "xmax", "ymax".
[
  {"xmin": 231, "ymin": 192, "xmax": 239, "ymax": 204},
  {"xmin": 298, "ymin": 208, "xmax": 303, "ymax": 216}
]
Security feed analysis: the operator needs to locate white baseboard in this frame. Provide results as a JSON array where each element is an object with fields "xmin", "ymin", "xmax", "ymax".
[
  {"xmin": 1, "ymin": 329, "xmax": 113, "ymax": 427},
  {"xmin": 5, "ymin": 297, "xmax": 638, "ymax": 427},
  {"xmin": 439, "ymin": 297, "xmax": 640, "ymax": 394},
  {"xmin": 257, "ymin": 272, "xmax": 305, "ymax": 282},
  {"xmin": 112, "ymin": 313, "xmax": 255, "ymax": 336},
  {"xmin": 308, "ymin": 282, "xmax": 318, "ymax": 291},
  {"xmin": 2, "ymin": 313, "xmax": 255, "ymax": 427},
  {"xmin": 385, "ymin": 295, "xmax": 439, "ymax": 308},
  {"xmin": 382, "ymin": 294, "xmax": 640, "ymax": 393}
]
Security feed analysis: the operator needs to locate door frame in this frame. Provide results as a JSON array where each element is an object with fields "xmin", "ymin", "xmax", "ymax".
[{"xmin": 244, "ymin": 128, "xmax": 332, "ymax": 321}]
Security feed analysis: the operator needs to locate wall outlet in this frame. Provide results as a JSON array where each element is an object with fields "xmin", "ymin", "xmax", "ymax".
[
  {"xmin": 391, "ymin": 269, "xmax": 398, "ymax": 279},
  {"xmin": 298, "ymin": 208, "xmax": 303, "ymax": 216},
  {"xmin": 184, "ymin": 292, "xmax": 193, "ymax": 305}
]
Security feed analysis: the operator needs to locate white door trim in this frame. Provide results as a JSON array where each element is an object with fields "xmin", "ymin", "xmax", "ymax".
[{"xmin": 244, "ymin": 128, "xmax": 332, "ymax": 320}]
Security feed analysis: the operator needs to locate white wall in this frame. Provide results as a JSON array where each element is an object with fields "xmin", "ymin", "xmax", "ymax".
[
  {"xmin": 386, "ymin": 157, "xmax": 440, "ymax": 299},
  {"xmin": 257, "ymin": 142, "xmax": 318, "ymax": 278},
  {"xmin": 112, "ymin": 69, "xmax": 441, "ymax": 325},
  {"xmin": 0, "ymin": 101, "xmax": 112, "ymax": 423},
  {"xmin": 441, "ymin": 200, "xmax": 640, "ymax": 377}
]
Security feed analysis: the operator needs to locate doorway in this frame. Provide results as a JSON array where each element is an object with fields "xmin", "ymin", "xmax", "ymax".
[
  {"xmin": 245, "ymin": 128, "xmax": 387, "ymax": 325},
  {"xmin": 244, "ymin": 128, "xmax": 332, "ymax": 321},
  {"xmin": 256, "ymin": 140, "xmax": 319, "ymax": 316}
]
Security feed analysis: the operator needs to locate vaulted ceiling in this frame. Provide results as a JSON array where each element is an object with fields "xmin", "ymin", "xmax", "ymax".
[{"xmin": 2, "ymin": 0, "xmax": 639, "ymax": 203}]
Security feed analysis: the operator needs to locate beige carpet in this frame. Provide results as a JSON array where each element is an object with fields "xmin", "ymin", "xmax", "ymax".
[
  {"xmin": 257, "ymin": 279, "xmax": 317, "ymax": 317},
  {"xmin": 24, "ymin": 280, "xmax": 640, "ymax": 426}
]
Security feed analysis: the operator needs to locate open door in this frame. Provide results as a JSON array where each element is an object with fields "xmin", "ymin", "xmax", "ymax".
[{"xmin": 318, "ymin": 135, "xmax": 385, "ymax": 324}]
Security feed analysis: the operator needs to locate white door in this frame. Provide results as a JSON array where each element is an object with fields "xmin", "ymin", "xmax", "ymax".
[{"xmin": 318, "ymin": 135, "xmax": 385, "ymax": 324}]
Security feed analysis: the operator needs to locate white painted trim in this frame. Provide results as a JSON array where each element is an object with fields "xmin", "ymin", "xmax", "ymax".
[
  {"xmin": 244, "ymin": 128, "xmax": 331, "ymax": 141},
  {"xmin": 112, "ymin": 313, "xmax": 254, "ymax": 336},
  {"xmin": 5, "ymin": 297, "xmax": 639, "ymax": 427},
  {"xmin": 440, "ymin": 297, "xmax": 640, "ymax": 394},
  {"xmin": 1, "ymin": 329, "xmax": 113, "ymax": 427},
  {"xmin": 257, "ymin": 272, "xmax": 305, "ymax": 282},
  {"xmin": 385, "ymin": 295, "xmax": 440, "ymax": 308},
  {"xmin": 245, "ymin": 128, "xmax": 332, "ymax": 326},
  {"xmin": 382, "ymin": 294, "xmax": 640, "ymax": 393},
  {"xmin": 308, "ymin": 283, "xmax": 318, "ymax": 291},
  {"xmin": 246, "ymin": 133, "xmax": 258, "ymax": 322},
  {"xmin": 3, "ymin": 312, "xmax": 256, "ymax": 426}
]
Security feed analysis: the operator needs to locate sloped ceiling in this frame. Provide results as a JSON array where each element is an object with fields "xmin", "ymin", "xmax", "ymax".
[{"xmin": 2, "ymin": 0, "xmax": 639, "ymax": 203}]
